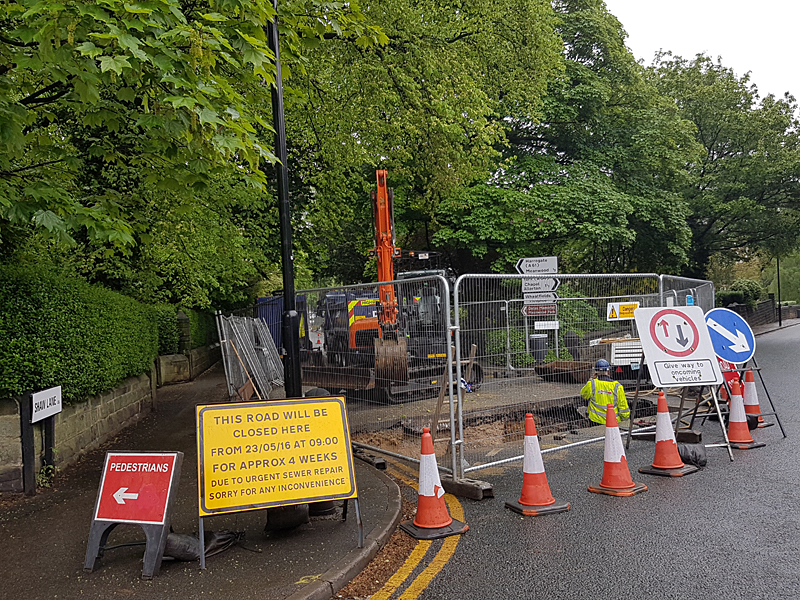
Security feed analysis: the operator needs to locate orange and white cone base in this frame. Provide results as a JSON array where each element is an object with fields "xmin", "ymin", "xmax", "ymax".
[
  {"xmin": 743, "ymin": 369, "xmax": 772, "ymax": 428},
  {"xmin": 400, "ymin": 427, "xmax": 469, "ymax": 540},
  {"xmin": 727, "ymin": 380, "xmax": 765, "ymax": 450},
  {"xmin": 506, "ymin": 414, "xmax": 570, "ymax": 516},
  {"xmin": 639, "ymin": 391, "xmax": 698, "ymax": 477},
  {"xmin": 589, "ymin": 405, "xmax": 647, "ymax": 496}
]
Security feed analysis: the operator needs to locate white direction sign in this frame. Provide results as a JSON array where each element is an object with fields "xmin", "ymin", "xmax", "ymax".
[
  {"xmin": 515, "ymin": 256, "xmax": 557, "ymax": 275},
  {"xmin": 634, "ymin": 307, "xmax": 723, "ymax": 387},
  {"xmin": 524, "ymin": 292, "xmax": 559, "ymax": 305},
  {"xmin": 522, "ymin": 278, "xmax": 560, "ymax": 293}
]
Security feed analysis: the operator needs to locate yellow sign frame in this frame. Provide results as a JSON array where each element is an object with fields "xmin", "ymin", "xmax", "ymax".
[{"xmin": 196, "ymin": 396, "xmax": 357, "ymax": 517}]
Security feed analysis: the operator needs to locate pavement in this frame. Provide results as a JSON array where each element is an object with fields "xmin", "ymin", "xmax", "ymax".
[
  {"xmin": 2, "ymin": 315, "xmax": 795, "ymax": 600},
  {"xmin": 0, "ymin": 363, "xmax": 402, "ymax": 600}
]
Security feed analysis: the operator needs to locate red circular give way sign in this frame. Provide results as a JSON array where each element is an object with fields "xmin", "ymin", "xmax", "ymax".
[{"xmin": 94, "ymin": 453, "xmax": 179, "ymax": 525}]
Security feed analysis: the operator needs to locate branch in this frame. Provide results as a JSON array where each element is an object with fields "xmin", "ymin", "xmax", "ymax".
[
  {"xmin": 0, "ymin": 34, "xmax": 37, "ymax": 48},
  {"xmin": 0, "ymin": 159, "xmax": 66, "ymax": 178},
  {"xmin": 19, "ymin": 81, "xmax": 69, "ymax": 107}
]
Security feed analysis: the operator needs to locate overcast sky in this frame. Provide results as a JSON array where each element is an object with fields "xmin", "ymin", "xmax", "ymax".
[{"xmin": 603, "ymin": 0, "xmax": 800, "ymax": 100}]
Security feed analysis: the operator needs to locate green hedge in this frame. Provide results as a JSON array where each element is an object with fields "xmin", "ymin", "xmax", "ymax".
[
  {"xmin": 0, "ymin": 266, "xmax": 158, "ymax": 404},
  {"xmin": 153, "ymin": 304, "xmax": 180, "ymax": 355},
  {"xmin": 183, "ymin": 307, "xmax": 216, "ymax": 349},
  {"xmin": 716, "ymin": 290, "xmax": 746, "ymax": 307}
]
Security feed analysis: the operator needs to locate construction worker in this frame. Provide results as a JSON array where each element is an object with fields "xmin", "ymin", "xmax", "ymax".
[{"xmin": 580, "ymin": 359, "xmax": 630, "ymax": 426}]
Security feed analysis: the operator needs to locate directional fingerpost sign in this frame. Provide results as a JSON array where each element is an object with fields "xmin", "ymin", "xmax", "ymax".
[
  {"xmin": 84, "ymin": 452, "xmax": 183, "ymax": 579},
  {"xmin": 524, "ymin": 292, "xmax": 559, "ymax": 305},
  {"xmin": 634, "ymin": 307, "xmax": 723, "ymax": 387},
  {"xmin": 522, "ymin": 277, "xmax": 560, "ymax": 293},
  {"xmin": 704, "ymin": 307, "xmax": 756, "ymax": 364},
  {"xmin": 521, "ymin": 304, "xmax": 558, "ymax": 317},
  {"xmin": 515, "ymin": 256, "xmax": 557, "ymax": 275}
]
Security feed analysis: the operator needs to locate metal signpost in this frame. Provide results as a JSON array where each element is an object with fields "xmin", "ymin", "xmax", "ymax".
[
  {"xmin": 631, "ymin": 307, "xmax": 732, "ymax": 459},
  {"xmin": 84, "ymin": 451, "xmax": 183, "ymax": 579},
  {"xmin": 195, "ymin": 396, "xmax": 362, "ymax": 569},
  {"xmin": 19, "ymin": 386, "xmax": 62, "ymax": 495}
]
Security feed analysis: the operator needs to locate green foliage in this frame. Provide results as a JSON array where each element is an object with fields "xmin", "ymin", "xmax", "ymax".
[
  {"xmin": 0, "ymin": 0, "xmax": 385, "ymax": 250},
  {"xmin": 650, "ymin": 54, "xmax": 800, "ymax": 276},
  {"xmin": 544, "ymin": 348, "xmax": 573, "ymax": 363},
  {"xmin": 434, "ymin": 0, "xmax": 698, "ymax": 274},
  {"xmin": 0, "ymin": 265, "xmax": 157, "ymax": 403},
  {"xmin": 485, "ymin": 328, "xmax": 535, "ymax": 367},
  {"xmin": 729, "ymin": 279, "xmax": 765, "ymax": 308},
  {"xmin": 153, "ymin": 304, "xmax": 179, "ymax": 355},
  {"xmin": 715, "ymin": 290, "xmax": 746, "ymax": 307},
  {"xmin": 183, "ymin": 307, "xmax": 216, "ymax": 349}
]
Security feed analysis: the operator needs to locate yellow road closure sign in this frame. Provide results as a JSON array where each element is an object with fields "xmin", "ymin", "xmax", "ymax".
[
  {"xmin": 196, "ymin": 397, "xmax": 357, "ymax": 517},
  {"xmin": 606, "ymin": 301, "xmax": 639, "ymax": 321}
]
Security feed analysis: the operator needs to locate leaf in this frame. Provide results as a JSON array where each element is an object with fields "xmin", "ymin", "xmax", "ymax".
[
  {"xmin": 98, "ymin": 55, "xmax": 131, "ymax": 74},
  {"xmin": 196, "ymin": 107, "xmax": 222, "ymax": 126},
  {"xmin": 200, "ymin": 12, "xmax": 228, "ymax": 22},
  {"xmin": 116, "ymin": 87, "xmax": 136, "ymax": 102},
  {"xmin": 76, "ymin": 41, "xmax": 104, "ymax": 58}
]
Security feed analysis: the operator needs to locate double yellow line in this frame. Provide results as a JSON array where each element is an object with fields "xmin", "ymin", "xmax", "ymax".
[{"xmin": 371, "ymin": 459, "xmax": 465, "ymax": 600}]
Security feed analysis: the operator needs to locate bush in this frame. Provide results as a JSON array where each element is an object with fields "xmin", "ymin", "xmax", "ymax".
[
  {"xmin": 485, "ymin": 328, "xmax": 535, "ymax": 367},
  {"xmin": 716, "ymin": 290, "xmax": 746, "ymax": 307},
  {"xmin": 183, "ymin": 308, "xmax": 217, "ymax": 349},
  {"xmin": 153, "ymin": 304, "xmax": 179, "ymax": 355},
  {"xmin": 729, "ymin": 279, "xmax": 765, "ymax": 308},
  {"xmin": 0, "ymin": 266, "xmax": 158, "ymax": 404}
]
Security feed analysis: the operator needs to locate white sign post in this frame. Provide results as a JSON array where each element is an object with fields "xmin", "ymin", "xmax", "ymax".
[
  {"xmin": 634, "ymin": 307, "xmax": 723, "ymax": 387},
  {"xmin": 515, "ymin": 256, "xmax": 557, "ymax": 275}
]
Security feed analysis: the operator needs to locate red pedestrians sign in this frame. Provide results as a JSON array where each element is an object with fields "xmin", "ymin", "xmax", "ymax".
[{"xmin": 94, "ymin": 452, "xmax": 179, "ymax": 525}]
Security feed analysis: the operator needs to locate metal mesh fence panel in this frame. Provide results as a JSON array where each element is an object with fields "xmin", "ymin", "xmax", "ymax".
[
  {"xmin": 660, "ymin": 275, "xmax": 716, "ymax": 313},
  {"xmin": 452, "ymin": 273, "xmax": 664, "ymax": 475},
  {"xmin": 292, "ymin": 275, "xmax": 457, "ymax": 471},
  {"xmin": 216, "ymin": 313, "xmax": 284, "ymax": 399}
]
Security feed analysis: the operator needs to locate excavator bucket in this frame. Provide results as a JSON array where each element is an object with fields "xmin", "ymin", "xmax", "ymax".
[{"xmin": 374, "ymin": 337, "xmax": 409, "ymax": 387}]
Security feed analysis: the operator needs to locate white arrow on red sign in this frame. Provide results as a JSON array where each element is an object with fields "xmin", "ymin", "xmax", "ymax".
[{"xmin": 113, "ymin": 487, "xmax": 139, "ymax": 505}]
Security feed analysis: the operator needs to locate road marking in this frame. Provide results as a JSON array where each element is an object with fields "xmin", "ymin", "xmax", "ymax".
[{"xmin": 372, "ymin": 459, "xmax": 465, "ymax": 600}]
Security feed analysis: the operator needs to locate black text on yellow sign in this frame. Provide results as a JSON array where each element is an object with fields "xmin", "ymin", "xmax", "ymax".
[{"xmin": 196, "ymin": 397, "xmax": 357, "ymax": 517}]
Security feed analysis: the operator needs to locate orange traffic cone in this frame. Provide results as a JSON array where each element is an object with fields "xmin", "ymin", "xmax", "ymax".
[
  {"xmin": 588, "ymin": 405, "xmax": 647, "ymax": 496},
  {"xmin": 743, "ymin": 369, "xmax": 772, "ymax": 428},
  {"xmin": 639, "ymin": 391, "xmax": 698, "ymax": 477},
  {"xmin": 400, "ymin": 427, "xmax": 469, "ymax": 539},
  {"xmin": 720, "ymin": 385, "xmax": 729, "ymax": 406},
  {"xmin": 727, "ymin": 380, "xmax": 765, "ymax": 450},
  {"xmin": 505, "ymin": 414, "xmax": 570, "ymax": 516}
]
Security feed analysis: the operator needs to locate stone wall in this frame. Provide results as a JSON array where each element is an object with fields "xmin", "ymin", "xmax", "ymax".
[
  {"xmin": 726, "ymin": 299, "xmax": 777, "ymax": 327},
  {"xmin": 0, "ymin": 371, "xmax": 155, "ymax": 493},
  {"xmin": 157, "ymin": 344, "xmax": 221, "ymax": 385}
]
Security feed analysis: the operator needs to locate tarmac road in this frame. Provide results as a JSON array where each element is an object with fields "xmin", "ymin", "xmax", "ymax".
[{"xmin": 420, "ymin": 325, "xmax": 800, "ymax": 600}]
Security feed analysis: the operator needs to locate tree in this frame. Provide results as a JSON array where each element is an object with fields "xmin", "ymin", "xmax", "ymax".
[
  {"xmin": 282, "ymin": 0, "xmax": 565, "ymax": 281},
  {"xmin": 0, "ymin": 0, "xmax": 386, "ymax": 249},
  {"xmin": 434, "ymin": 0, "xmax": 699, "ymax": 274},
  {"xmin": 650, "ymin": 53, "xmax": 800, "ymax": 277}
]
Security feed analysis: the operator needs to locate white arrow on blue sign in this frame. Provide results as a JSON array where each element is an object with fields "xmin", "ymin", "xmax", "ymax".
[{"xmin": 704, "ymin": 307, "xmax": 756, "ymax": 364}]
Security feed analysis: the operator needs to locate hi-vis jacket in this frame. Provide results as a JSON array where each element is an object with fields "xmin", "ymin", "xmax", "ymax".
[{"xmin": 580, "ymin": 377, "xmax": 630, "ymax": 425}]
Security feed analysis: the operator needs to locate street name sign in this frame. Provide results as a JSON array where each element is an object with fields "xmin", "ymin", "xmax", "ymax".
[
  {"xmin": 634, "ymin": 306, "xmax": 723, "ymax": 387},
  {"xmin": 534, "ymin": 320, "xmax": 559, "ymax": 330},
  {"xmin": 606, "ymin": 302, "xmax": 639, "ymax": 321},
  {"xmin": 704, "ymin": 307, "xmax": 756, "ymax": 364},
  {"xmin": 521, "ymin": 278, "xmax": 560, "ymax": 293},
  {"xmin": 31, "ymin": 385, "xmax": 62, "ymax": 423},
  {"xmin": 515, "ymin": 256, "xmax": 557, "ymax": 275},
  {"xmin": 196, "ymin": 396, "xmax": 357, "ymax": 517},
  {"xmin": 521, "ymin": 304, "xmax": 558, "ymax": 317},
  {"xmin": 523, "ymin": 292, "xmax": 559, "ymax": 305}
]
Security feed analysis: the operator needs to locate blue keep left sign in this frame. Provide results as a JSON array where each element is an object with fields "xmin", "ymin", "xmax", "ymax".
[{"xmin": 704, "ymin": 307, "xmax": 756, "ymax": 364}]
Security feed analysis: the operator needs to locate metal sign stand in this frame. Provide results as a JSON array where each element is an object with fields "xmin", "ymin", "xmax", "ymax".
[{"xmin": 83, "ymin": 453, "xmax": 183, "ymax": 580}]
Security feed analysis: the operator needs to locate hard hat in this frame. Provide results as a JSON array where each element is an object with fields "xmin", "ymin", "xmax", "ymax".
[{"xmin": 595, "ymin": 359, "xmax": 610, "ymax": 371}]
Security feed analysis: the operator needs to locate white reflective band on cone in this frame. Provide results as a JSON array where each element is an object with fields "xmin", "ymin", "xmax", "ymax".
[
  {"xmin": 655, "ymin": 411, "xmax": 675, "ymax": 443},
  {"xmin": 744, "ymin": 381, "xmax": 759, "ymax": 406},
  {"xmin": 730, "ymin": 393, "xmax": 747, "ymax": 422},
  {"xmin": 418, "ymin": 453, "xmax": 445, "ymax": 498},
  {"xmin": 523, "ymin": 435, "xmax": 545, "ymax": 474},
  {"xmin": 604, "ymin": 426, "xmax": 625, "ymax": 463}
]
